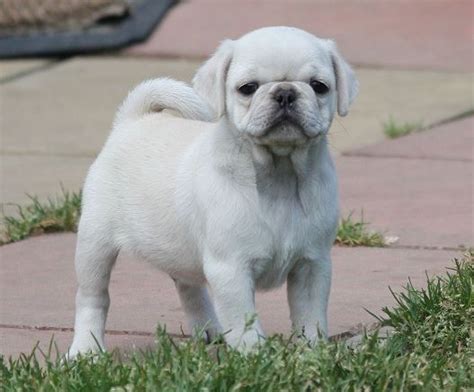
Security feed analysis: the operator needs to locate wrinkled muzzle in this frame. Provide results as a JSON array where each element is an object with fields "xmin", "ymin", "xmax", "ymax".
[{"xmin": 245, "ymin": 82, "xmax": 325, "ymax": 145}]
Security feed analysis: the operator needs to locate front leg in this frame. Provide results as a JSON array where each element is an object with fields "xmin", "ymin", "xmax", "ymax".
[
  {"xmin": 174, "ymin": 281, "xmax": 222, "ymax": 341},
  {"xmin": 287, "ymin": 255, "xmax": 332, "ymax": 342},
  {"xmin": 203, "ymin": 255, "xmax": 265, "ymax": 350}
]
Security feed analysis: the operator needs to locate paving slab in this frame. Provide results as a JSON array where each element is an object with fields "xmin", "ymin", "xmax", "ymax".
[
  {"xmin": 127, "ymin": 0, "xmax": 473, "ymax": 72},
  {"xmin": 0, "ymin": 233, "xmax": 459, "ymax": 357},
  {"xmin": 0, "ymin": 154, "xmax": 93, "ymax": 212},
  {"xmin": 338, "ymin": 156, "xmax": 473, "ymax": 249},
  {"xmin": 0, "ymin": 57, "xmax": 200, "ymax": 158},
  {"xmin": 0, "ymin": 328, "xmax": 156, "ymax": 360},
  {"xmin": 1, "ymin": 57, "xmax": 472, "ymax": 208},
  {"xmin": 0, "ymin": 59, "xmax": 52, "ymax": 82},
  {"xmin": 329, "ymin": 69, "xmax": 473, "ymax": 153},
  {"xmin": 346, "ymin": 116, "xmax": 474, "ymax": 162}
]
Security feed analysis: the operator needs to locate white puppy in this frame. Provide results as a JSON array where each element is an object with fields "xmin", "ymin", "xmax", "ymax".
[{"xmin": 69, "ymin": 26, "xmax": 358, "ymax": 357}]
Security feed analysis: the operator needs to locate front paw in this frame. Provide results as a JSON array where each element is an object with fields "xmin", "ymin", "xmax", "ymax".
[
  {"xmin": 296, "ymin": 324, "xmax": 328, "ymax": 345},
  {"xmin": 224, "ymin": 328, "xmax": 265, "ymax": 352},
  {"xmin": 67, "ymin": 335, "xmax": 105, "ymax": 360}
]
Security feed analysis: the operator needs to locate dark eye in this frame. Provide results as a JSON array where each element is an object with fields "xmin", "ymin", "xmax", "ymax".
[
  {"xmin": 310, "ymin": 80, "xmax": 329, "ymax": 95},
  {"xmin": 238, "ymin": 82, "xmax": 259, "ymax": 96}
]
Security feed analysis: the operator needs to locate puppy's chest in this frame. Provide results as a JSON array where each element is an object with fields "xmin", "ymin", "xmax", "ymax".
[{"xmin": 251, "ymin": 183, "xmax": 317, "ymax": 289}]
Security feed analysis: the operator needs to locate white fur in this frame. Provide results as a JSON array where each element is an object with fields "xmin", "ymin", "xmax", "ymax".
[
  {"xmin": 115, "ymin": 77, "xmax": 214, "ymax": 123},
  {"xmin": 69, "ymin": 26, "xmax": 358, "ymax": 357}
]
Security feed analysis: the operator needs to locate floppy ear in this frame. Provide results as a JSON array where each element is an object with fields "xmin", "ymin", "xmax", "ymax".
[
  {"xmin": 326, "ymin": 40, "xmax": 359, "ymax": 117},
  {"xmin": 192, "ymin": 40, "xmax": 234, "ymax": 119}
]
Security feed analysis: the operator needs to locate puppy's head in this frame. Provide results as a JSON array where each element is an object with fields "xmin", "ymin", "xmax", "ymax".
[{"xmin": 193, "ymin": 26, "xmax": 358, "ymax": 153}]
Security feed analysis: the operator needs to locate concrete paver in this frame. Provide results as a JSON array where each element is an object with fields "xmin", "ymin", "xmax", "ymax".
[
  {"xmin": 0, "ymin": 328, "xmax": 156, "ymax": 360},
  {"xmin": 127, "ymin": 0, "xmax": 473, "ymax": 72},
  {"xmin": 0, "ymin": 233, "xmax": 459, "ymax": 357},
  {"xmin": 338, "ymin": 155, "xmax": 472, "ymax": 249},
  {"xmin": 0, "ymin": 155, "xmax": 93, "ymax": 212},
  {"xmin": 0, "ymin": 60, "xmax": 52, "ymax": 82},
  {"xmin": 346, "ymin": 116, "xmax": 474, "ymax": 162},
  {"xmin": 0, "ymin": 58, "xmax": 200, "ymax": 157},
  {"xmin": 330, "ymin": 68, "xmax": 473, "ymax": 153}
]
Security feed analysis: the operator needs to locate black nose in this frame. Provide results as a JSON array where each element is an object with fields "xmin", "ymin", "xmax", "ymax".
[{"xmin": 274, "ymin": 88, "xmax": 297, "ymax": 109}]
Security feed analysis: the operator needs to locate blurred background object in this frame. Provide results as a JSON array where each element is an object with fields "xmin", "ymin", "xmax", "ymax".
[
  {"xmin": 0, "ymin": 0, "xmax": 129, "ymax": 35},
  {"xmin": 0, "ymin": 0, "xmax": 175, "ymax": 57}
]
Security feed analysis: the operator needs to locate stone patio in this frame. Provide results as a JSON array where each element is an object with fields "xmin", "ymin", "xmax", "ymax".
[{"xmin": 0, "ymin": 0, "xmax": 472, "ymax": 358}]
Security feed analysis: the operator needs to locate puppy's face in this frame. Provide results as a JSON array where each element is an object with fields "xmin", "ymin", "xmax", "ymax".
[{"xmin": 193, "ymin": 27, "xmax": 358, "ymax": 153}]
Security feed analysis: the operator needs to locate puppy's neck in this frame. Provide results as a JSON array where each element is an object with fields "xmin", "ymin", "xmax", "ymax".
[{"xmin": 214, "ymin": 117, "xmax": 329, "ymax": 188}]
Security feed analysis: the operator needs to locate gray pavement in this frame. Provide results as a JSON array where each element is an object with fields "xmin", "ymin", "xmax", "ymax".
[
  {"xmin": 0, "ymin": 59, "xmax": 52, "ymax": 82},
  {"xmin": 1, "ymin": 155, "xmax": 91, "ymax": 217}
]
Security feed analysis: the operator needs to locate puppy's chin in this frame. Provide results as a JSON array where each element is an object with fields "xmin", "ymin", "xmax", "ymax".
[
  {"xmin": 266, "ymin": 144, "xmax": 298, "ymax": 156},
  {"xmin": 250, "ymin": 122, "xmax": 309, "ymax": 155}
]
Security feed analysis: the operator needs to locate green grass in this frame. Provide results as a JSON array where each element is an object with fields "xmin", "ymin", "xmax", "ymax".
[
  {"xmin": 336, "ymin": 212, "xmax": 386, "ymax": 247},
  {"xmin": 0, "ymin": 189, "xmax": 82, "ymax": 245},
  {"xmin": 1, "ymin": 191, "xmax": 387, "ymax": 248},
  {"xmin": 383, "ymin": 117, "xmax": 423, "ymax": 139},
  {"xmin": 1, "ymin": 252, "xmax": 472, "ymax": 391},
  {"xmin": 376, "ymin": 252, "xmax": 473, "ymax": 354}
]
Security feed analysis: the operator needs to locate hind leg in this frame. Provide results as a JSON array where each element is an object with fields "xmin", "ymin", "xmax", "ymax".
[
  {"xmin": 69, "ymin": 225, "xmax": 118, "ymax": 358},
  {"xmin": 175, "ymin": 281, "xmax": 221, "ymax": 342}
]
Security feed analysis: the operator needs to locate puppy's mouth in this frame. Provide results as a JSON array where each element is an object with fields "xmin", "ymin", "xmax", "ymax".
[{"xmin": 256, "ymin": 112, "xmax": 310, "ymax": 145}]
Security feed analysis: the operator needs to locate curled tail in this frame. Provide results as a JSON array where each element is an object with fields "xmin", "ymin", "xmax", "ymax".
[{"xmin": 115, "ymin": 78, "xmax": 215, "ymax": 124}]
